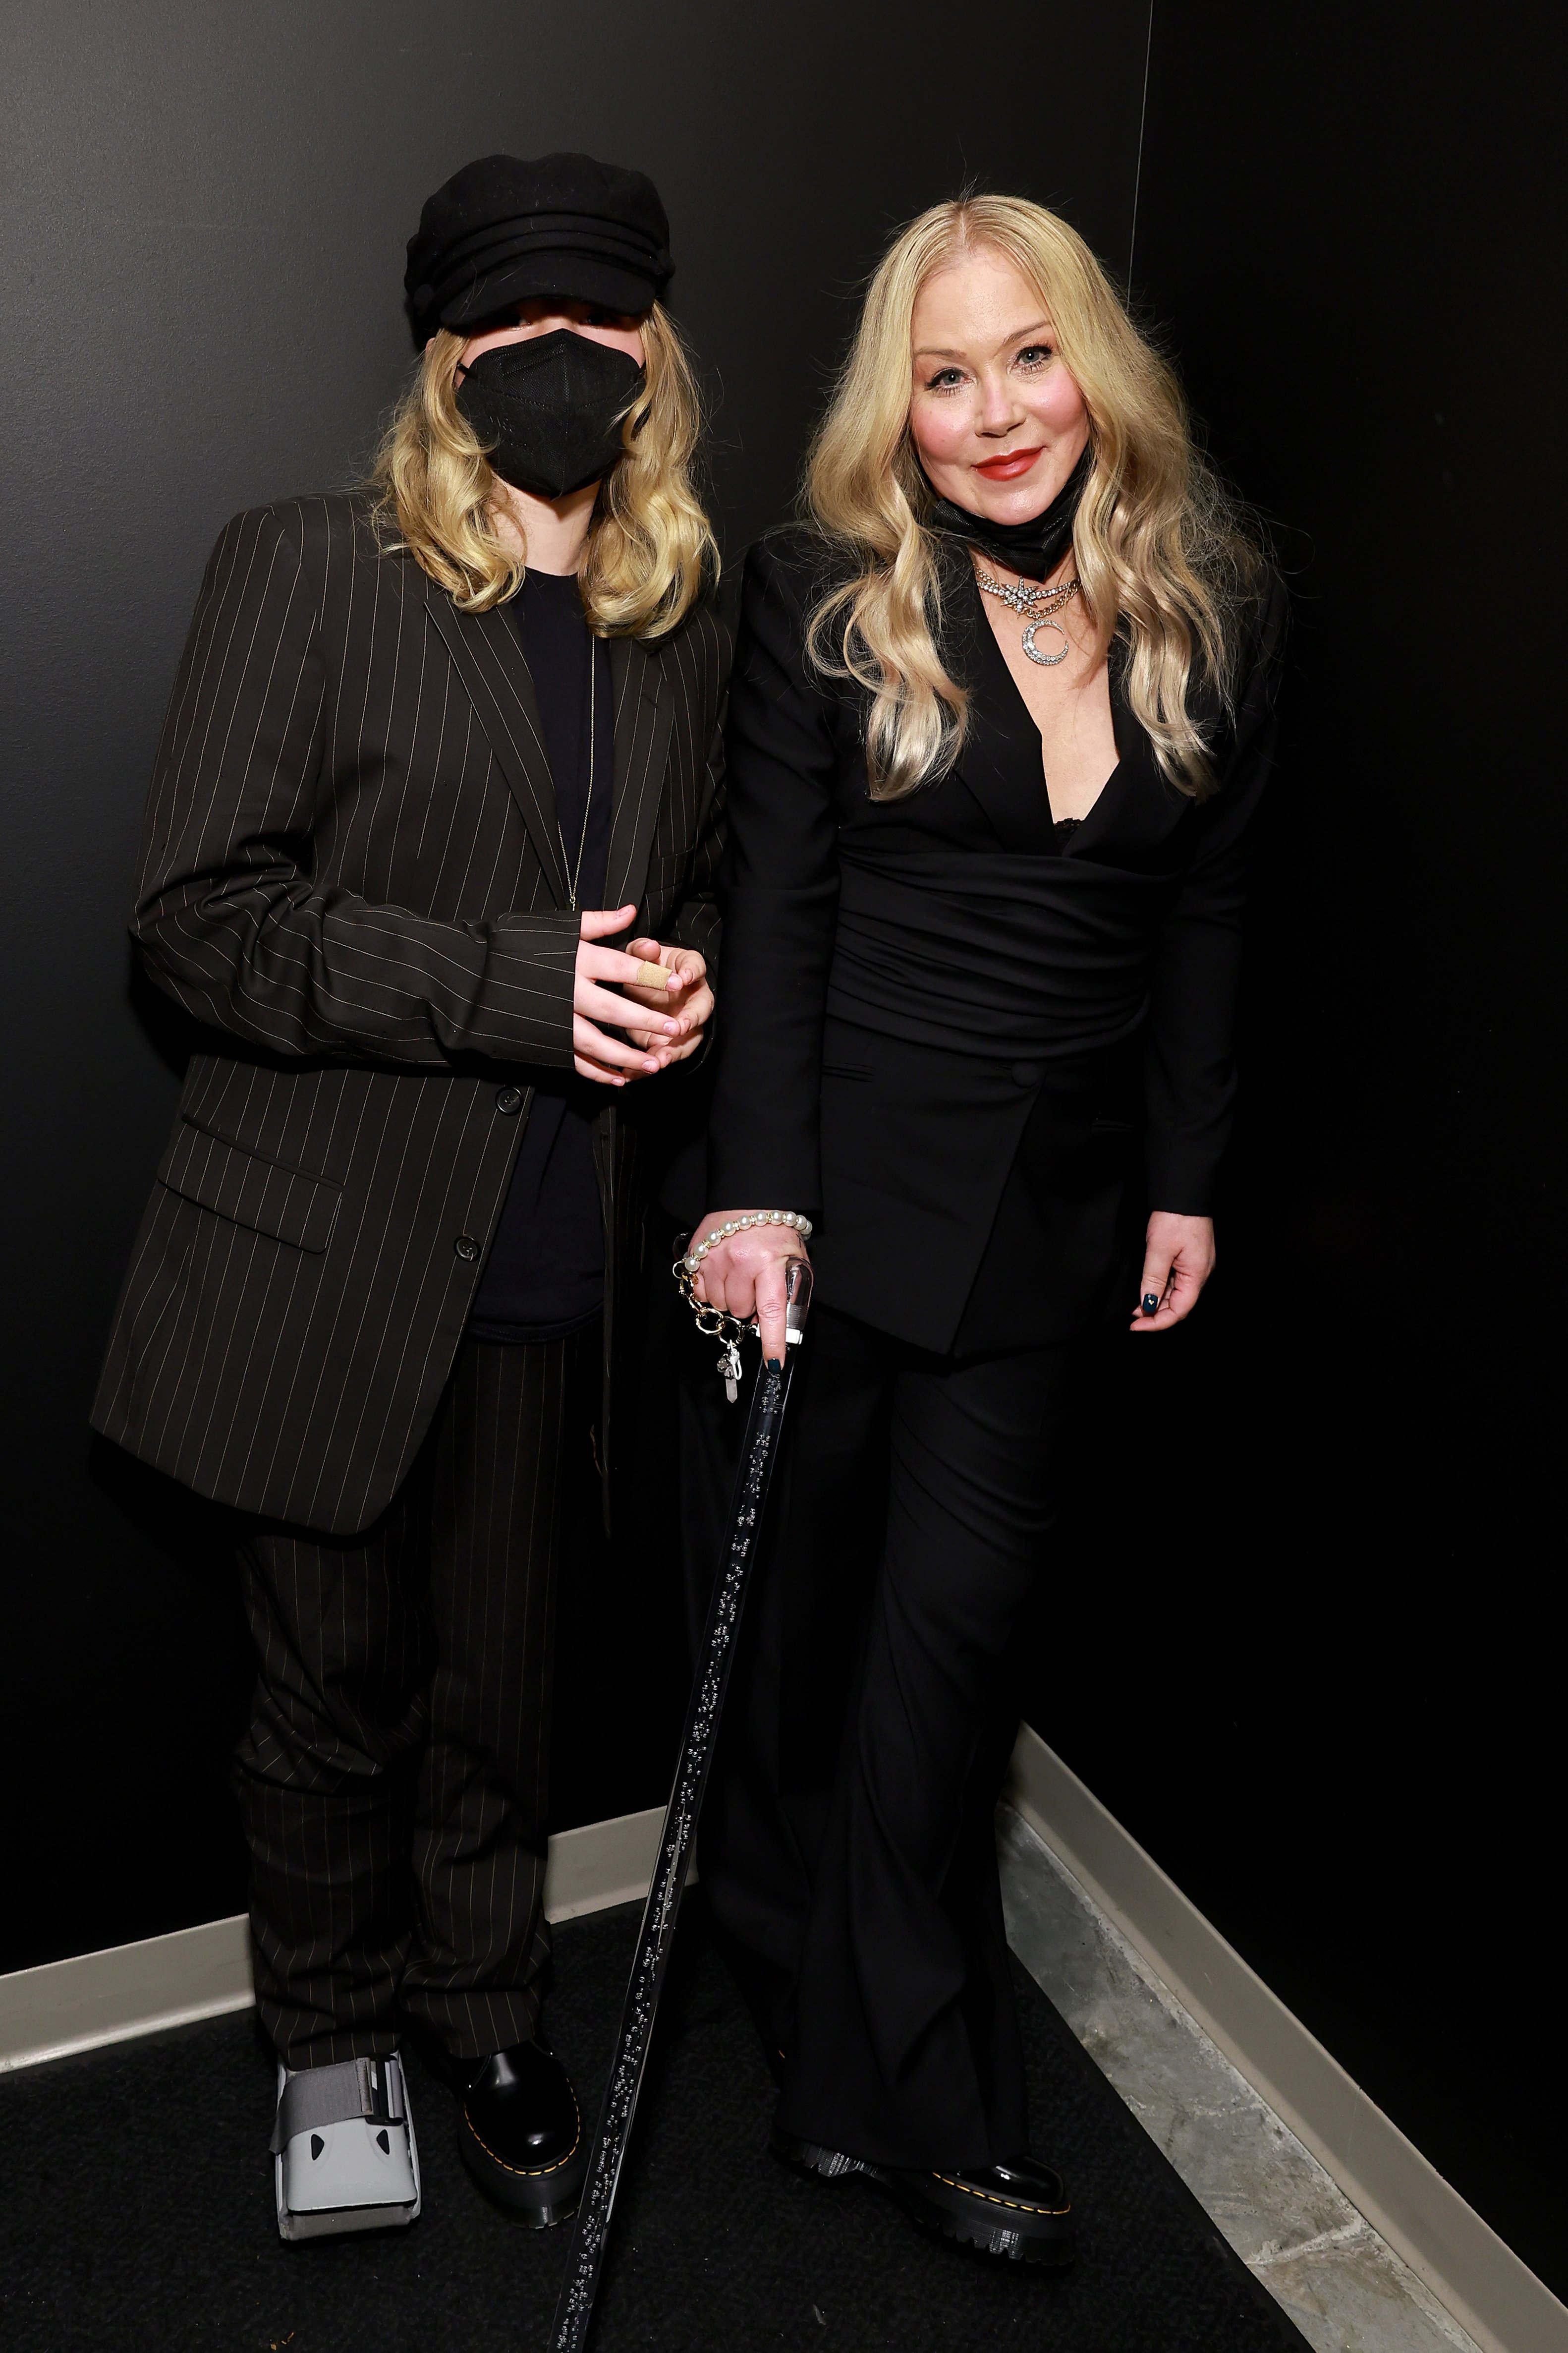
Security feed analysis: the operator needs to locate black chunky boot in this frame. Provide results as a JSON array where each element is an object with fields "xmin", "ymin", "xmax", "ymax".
[
  {"xmin": 458, "ymin": 2041, "xmax": 588, "ymax": 2226},
  {"xmin": 772, "ymin": 2128, "xmax": 1075, "ymax": 2267}
]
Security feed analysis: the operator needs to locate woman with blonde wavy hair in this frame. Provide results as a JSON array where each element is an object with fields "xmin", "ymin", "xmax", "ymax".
[
  {"xmin": 682, "ymin": 193, "xmax": 1283, "ymax": 2267},
  {"xmin": 95, "ymin": 152, "xmax": 730, "ymax": 2247}
]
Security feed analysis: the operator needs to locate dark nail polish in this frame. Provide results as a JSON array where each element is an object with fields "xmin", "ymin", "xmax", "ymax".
[{"xmin": 1140, "ymin": 1292, "xmax": 1160, "ymax": 1316}]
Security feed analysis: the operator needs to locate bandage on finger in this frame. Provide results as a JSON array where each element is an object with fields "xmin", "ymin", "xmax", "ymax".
[{"xmin": 632, "ymin": 959, "xmax": 673, "ymax": 988}]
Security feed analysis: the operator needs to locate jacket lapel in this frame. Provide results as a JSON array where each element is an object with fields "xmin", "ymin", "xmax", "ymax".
[
  {"xmin": 420, "ymin": 573, "xmax": 570, "ymax": 905},
  {"xmin": 945, "ymin": 567, "xmax": 1054, "ymax": 850},
  {"xmin": 604, "ymin": 634, "xmax": 675, "ymax": 918}
]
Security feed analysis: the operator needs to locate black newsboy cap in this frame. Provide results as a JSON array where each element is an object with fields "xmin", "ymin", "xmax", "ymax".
[{"xmin": 405, "ymin": 151, "xmax": 673, "ymax": 343}]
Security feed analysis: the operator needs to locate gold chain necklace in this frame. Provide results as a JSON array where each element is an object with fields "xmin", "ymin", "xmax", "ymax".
[{"xmin": 973, "ymin": 564, "xmax": 1082, "ymax": 667}]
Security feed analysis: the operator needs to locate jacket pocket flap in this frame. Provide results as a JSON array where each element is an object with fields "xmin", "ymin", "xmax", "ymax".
[{"xmin": 158, "ymin": 1120, "xmax": 341, "ymax": 1253}]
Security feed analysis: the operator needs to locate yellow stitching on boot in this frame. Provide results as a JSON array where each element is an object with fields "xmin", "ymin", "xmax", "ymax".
[
  {"xmin": 931, "ymin": 2171, "xmax": 1070, "ymax": 2217},
  {"xmin": 463, "ymin": 2081, "xmax": 582, "ymax": 2178}
]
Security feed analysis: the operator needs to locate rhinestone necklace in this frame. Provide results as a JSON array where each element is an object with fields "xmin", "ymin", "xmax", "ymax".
[{"xmin": 974, "ymin": 565, "xmax": 1082, "ymax": 668}]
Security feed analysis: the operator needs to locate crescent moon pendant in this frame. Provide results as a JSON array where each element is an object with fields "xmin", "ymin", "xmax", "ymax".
[{"xmin": 1022, "ymin": 617, "xmax": 1070, "ymax": 667}]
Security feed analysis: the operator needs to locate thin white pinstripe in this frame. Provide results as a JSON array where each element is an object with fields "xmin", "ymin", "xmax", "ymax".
[
  {"xmin": 93, "ymin": 490, "xmax": 727, "ymax": 1536},
  {"xmin": 233, "ymin": 1335, "xmax": 572, "ymax": 2065}
]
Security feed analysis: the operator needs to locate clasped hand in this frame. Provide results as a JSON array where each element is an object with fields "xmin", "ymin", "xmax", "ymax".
[{"xmin": 573, "ymin": 904, "xmax": 713, "ymax": 1086}]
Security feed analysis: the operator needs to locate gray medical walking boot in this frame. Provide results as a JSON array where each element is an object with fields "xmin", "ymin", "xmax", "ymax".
[{"xmin": 271, "ymin": 2054, "xmax": 422, "ymax": 2241}]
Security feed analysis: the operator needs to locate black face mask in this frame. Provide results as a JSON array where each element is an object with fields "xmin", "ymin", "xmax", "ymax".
[
  {"xmin": 923, "ymin": 442, "xmax": 1094, "ymax": 581},
  {"xmin": 456, "ymin": 329, "xmax": 646, "ymax": 500}
]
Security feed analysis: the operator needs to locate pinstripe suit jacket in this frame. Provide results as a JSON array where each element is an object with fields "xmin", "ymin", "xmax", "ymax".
[{"xmin": 92, "ymin": 493, "xmax": 728, "ymax": 1535}]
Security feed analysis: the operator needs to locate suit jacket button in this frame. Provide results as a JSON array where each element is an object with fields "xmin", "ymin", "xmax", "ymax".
[
  {"xmin": 454, "ymin": 1235, "xmax": 481, "ymax": 1263},
  {"xmin": 495, "ymin": 1086, "xmax": 523, "ymax": 1114},
  {"xmin": 1010, "ymin": 1061, "xmax": 1043, "ymax": 1087}
]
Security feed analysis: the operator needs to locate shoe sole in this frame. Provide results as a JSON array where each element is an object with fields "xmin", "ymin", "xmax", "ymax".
[
  {"xmin": 277, "ymin": 2193, "xmax": 420, "ymax": 2242},
  {"xmin": 771, "ymin": 2129, "xmax": 1075, "ymax": 2268},
  {"xmin": 772, "ymin": 2131, "xmax": 873, "ymax": 2183},
  {"xmin": 882, "ymin": 2167, "xmax": 1075, "ymax": 2267},
  {"xmin": 457, "ymin": 2107, "xmax": 588, "ymax": 2228}
]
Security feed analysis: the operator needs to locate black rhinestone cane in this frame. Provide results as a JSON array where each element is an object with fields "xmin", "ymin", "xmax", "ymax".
[{"xmin": 548, "ymin": 1257, "xmax": 813, "ymax": 2353}]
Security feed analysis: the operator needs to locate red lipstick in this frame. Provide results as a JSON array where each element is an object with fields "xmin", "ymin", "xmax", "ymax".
[{"xmin": 973, "ymin": 447, "xmax": 1043, "ymax": 480}]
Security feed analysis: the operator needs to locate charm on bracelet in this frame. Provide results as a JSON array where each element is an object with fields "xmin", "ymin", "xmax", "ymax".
[{"xmin": 672, "ymin": 1215, "xmax": 814, "ymax": 1402}]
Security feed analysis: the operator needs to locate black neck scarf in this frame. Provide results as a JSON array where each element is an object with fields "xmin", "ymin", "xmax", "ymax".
[{"xmin": 923, "ymin": 442, "xmax": 1093, "ymax": 581}]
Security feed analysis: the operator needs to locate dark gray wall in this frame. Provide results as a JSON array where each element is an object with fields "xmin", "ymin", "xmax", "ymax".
[
  {"xmin": 0, "ymin": 0, "xmax": 1149, "ymax": 1973},
  {"xmin": 1022, "ymin": 0, "xmax": 1566, "ymax": 2292}
]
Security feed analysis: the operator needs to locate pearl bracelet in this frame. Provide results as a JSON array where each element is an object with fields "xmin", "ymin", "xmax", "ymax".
[{"xmin": 683, "ymin": 1211, "xmax": 814, "ymax": 1273}]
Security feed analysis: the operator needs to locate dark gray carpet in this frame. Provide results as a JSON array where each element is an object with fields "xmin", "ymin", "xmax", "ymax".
[{"xmin": 0, "ymin": 1900, "xmax": 1307, "ymax": 2352}]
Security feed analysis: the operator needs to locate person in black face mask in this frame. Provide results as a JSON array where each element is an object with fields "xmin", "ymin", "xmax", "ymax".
[
  {"xmin": 92, "ymin": 150, "xmax": 728, "ymax": 2243},
  {"xmin": 454, "ymin": 316, "xmax": 646, "ymax": 503}
]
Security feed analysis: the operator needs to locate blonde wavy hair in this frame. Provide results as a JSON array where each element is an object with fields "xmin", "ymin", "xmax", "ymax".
[
  {"xmin": 804, "ymin": 195, "xmax": 1265, "ymax": 798},
  {"xmin": 371, "ymin": 305, "xmax": 716, "ymax": 636}
]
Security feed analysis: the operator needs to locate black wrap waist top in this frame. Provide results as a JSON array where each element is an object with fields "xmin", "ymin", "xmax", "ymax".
[
  {"xmin": 828, "ymin": 837, "xmax": 1174, "ymax": 1063},
  {"xmin": 703, "ymin": 532, "xmax": 1285, "ymax": 1352}
]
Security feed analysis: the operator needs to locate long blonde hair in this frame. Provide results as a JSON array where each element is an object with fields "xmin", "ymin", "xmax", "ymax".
[
  {"xmin": 804, "ymin": 195, "xmax": 1264, "ymax": 798},
  {"xmin": 371, "ymin": 305, "xmax": 716, "ymax": 637}
]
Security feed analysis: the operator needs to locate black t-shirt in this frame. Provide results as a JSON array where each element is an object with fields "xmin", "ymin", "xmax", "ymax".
[{"xmin": 468, "ymin": 568, "xmax": 614, "ymax": 1343}]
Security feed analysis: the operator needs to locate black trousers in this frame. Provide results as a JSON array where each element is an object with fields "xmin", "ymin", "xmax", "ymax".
[
  {"xmin": 234, "ymin": 1333, "xmax": 579, "ymax": 2068},
  {"xmin": 683, "ymin": 1304, "xmax": 1077, "ymax": 2172}
]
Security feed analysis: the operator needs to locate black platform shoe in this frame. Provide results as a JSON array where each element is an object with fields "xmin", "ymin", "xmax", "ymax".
[
  {"xmin": 458, "ymin": 2041, "xmax": 587, "ymax": 2227},
  {"xmin": 772, "ymin": 2129, "xmax": 1074, "ymax": 2267}
]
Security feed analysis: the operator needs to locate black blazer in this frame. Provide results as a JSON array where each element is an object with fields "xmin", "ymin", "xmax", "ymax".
[
  {"xmin": 703, "ymin": 534, "xmax": 1284, "ymax": 1352},
  {"xmin": 93, "ymin": 494, "xmax": 728, "ymax": 1533}
]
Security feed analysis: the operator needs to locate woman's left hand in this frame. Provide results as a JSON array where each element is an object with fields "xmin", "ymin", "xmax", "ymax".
[
  {"xmin": 1130, "ymin": 1211, "xmax": 1216, "ymax": 1332},
  {"xmin": 620, "ymin": 938, "xmax": 714, "ymax": 1066}
]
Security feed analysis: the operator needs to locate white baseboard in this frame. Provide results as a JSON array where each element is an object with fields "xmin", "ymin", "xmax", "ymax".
[
  {"xmin": 0, "ymin": 1913, "xmax": 257, "ymax": 2075},
  {"xmin": 0, "ymin": 1803, "xmax": 667, "ymax": 2076},
  {"xmin": 539, "ymin": 1804, "xmax": 668, "ymax": 1923},
  {"xmin": 1004, "ymin": 1723, "xmax": 1567, "ymax": 2353}
]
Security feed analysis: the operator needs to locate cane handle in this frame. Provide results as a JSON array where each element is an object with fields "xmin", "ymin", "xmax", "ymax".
[{"xmin": 784, "ymin": 1255, "xmax": 813, "ymax": 1344}]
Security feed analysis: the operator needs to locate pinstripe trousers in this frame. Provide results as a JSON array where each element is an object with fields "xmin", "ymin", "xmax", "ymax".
[{"xmin": 234, "ymin": 1333, "xmax": 580, "ymax": 2068}]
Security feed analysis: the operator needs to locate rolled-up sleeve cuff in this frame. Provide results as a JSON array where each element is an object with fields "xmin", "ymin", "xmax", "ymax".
[{"xmin": 484, "ymin": 910, "xmax": 578, "ymax": 1066}]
